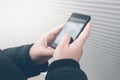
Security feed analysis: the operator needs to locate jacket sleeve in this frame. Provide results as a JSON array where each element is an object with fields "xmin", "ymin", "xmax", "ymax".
[
  {"xmin": 0, "ymin": 44, "xmax": 48, "ymax": 78},
  {"xmin": 45, "ymin": 59, "xmax": 88, "ymax": 80}
]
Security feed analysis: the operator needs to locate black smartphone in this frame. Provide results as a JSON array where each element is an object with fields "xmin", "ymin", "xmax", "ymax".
[{"xmin": 51, "ymin": 13, "xmax": 91, "ymax": 48}]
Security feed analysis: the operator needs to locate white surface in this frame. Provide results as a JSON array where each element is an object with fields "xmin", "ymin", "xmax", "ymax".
[{"xmin": 0, "ymin": 0, "xmax": 63, "ymax": 49}]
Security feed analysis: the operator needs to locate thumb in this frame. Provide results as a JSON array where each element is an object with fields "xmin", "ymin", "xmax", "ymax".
[
  {"xmin": 57, "ymin": 34, "xmax": 71, "ymax": 48},
  {"xmin": 43, "ymin": 47, "xmax": 54, "ymax": 56}
]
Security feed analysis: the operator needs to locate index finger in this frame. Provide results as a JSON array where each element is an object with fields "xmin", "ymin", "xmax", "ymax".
[
  {"xmin": 72, "ymin": 22, "xmax": 92, "ymax": 47},
  {"xmin": 47, "ymin": 24, "xmax": 64, "ymax": 45},
  {"xmin": 48, "ymin": 24, "xmax": 64, "ymax": 36}
]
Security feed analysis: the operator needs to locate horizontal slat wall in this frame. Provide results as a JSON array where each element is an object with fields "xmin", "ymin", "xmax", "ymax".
[{"xmin": 35, "ymin": 0, "xmax": 120, "ymax": 80}]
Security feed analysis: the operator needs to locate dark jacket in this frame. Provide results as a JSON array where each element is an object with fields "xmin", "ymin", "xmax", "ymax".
[{"xmin": 0, "ymin": 44, "xmax": 87, "ymax": 80}]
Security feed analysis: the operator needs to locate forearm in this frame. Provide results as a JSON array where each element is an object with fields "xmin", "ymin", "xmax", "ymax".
[
  {"xmin": 46, "ymin": 59, "xmax": 88, "ymax": 80},
  {"xmin": 0, "ymin": 44, "xmax": 48, "ymax": 78}
]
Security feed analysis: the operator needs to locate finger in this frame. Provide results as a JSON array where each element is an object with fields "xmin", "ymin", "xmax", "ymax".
[
  {"xmin": 57, "ymin": 34, "xmax": 71, "ymax": 48},
  {"xmin": 73, "ymin": 22, "xmax": 92, "ymax": 47},
  {"xmin": 42, "ymin": 47, "xmax": 54, "ymax": 56},
  {"xmin": 47, "ymin": 24, "xmax": 64, "ymax": 45},
  {"xmin": 49, "ymin": 24, "xmax": 64, "ymax": 36}
]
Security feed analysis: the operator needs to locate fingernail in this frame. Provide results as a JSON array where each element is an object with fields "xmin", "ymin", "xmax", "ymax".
[{"xmin": 64, "ymin": 34, "xmax": 70, "ymax": 37}]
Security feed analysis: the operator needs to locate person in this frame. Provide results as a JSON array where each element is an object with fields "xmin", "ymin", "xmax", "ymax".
[{"xmin": 0, "ymin": 22, "xmax": 92, "ymax": 80}]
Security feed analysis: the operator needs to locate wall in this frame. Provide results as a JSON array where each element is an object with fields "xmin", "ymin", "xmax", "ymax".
[{"xmin": 0, "ymin": 0, "xmax": 120, "ymax": 80}]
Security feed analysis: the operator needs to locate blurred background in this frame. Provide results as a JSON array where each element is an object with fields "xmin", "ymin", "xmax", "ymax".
[{"xmin": 0, "ymin": 0, "xmax": 120, "ymax": 80}]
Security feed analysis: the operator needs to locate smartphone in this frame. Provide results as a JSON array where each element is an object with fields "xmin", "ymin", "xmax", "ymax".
[{"xmin": 51, "ymin": 13, "xmax": 91, "ymax": 48}]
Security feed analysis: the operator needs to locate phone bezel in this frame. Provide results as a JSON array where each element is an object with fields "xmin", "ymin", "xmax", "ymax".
[{"xmin": 51, "ymin": 13, "xmax": 91, "ymax": 48}]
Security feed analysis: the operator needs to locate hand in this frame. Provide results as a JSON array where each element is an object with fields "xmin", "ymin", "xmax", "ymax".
[
  {"xmin": 53, "ymin": 22, "xmax": 92, "ymax": 62},
  {"xmin": 30, "ymin": 25, "xmax": 64, "ymax": 65}
]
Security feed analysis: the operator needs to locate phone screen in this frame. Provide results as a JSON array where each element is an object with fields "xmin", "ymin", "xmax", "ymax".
[{"xmin": 51, "ymin": 13, "xmax": 90, "ymax": 48}]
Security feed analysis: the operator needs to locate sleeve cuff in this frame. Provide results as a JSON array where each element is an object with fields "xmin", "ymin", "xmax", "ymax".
[
  {"xmin": 46, "ymin": 59, "xmax": 88, "ymax": 80},
  {"xmin": 25, "ymin": 44, "xmax": 48, "ymax": 72},
  {"xmin": 47, "ymin": 59, "xmax": 80, "ymax": 72},
  {"xmin": 21, "ymin": 44, "xmax": 48, "ymax": 77}
]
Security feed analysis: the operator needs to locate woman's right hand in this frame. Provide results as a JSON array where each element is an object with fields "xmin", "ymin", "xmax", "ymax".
[{"xmin": 53, "ymin": 22, "xmax": 92, "ymax": 62}]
